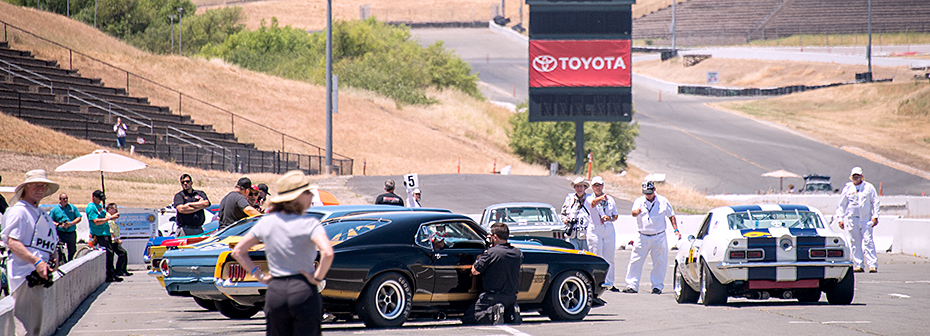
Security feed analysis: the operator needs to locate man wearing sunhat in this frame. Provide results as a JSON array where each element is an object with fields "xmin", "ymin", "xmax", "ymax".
[
  {"xmin": 622, "ymin": 181, "xmax": 680, "ymax": 294},
  {"xmin": 1, "ymin": 170, "xmax": 60, "ymax": 335},
  {"xmin": 836, "ymin": 166, "xmax": 881, "ymax": 273},
  {"xmin": 560, "ymin": 177, "xmax": 592, "ymax": 251},
  {"xmin": 87, "ymin": 190, "xmax": 122, "ymax": 282}
]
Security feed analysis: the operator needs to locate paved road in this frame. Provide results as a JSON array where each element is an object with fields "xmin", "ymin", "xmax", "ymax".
[
  {"xmin": 56, "ymin": 252, "xmax": 930, "ymax": 335},
  {"xmin": 410, "ymin": 28, "xmax": 930, "ymax": 195}
]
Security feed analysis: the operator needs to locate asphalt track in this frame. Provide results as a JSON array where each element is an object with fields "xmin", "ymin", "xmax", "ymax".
[
  {"xmin": 410, "ymin": 28, "xmax": 930, "ymax": 195},
  {"xmin": 55, "ymin": 251, "xmax": 930, "ymax": 335}
]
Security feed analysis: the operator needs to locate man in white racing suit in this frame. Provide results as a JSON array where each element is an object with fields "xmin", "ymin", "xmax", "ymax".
[
  {"xmin": 586, "ymin": 176, "xmax": 619, "ymax": 291},
  {"xmin": 836, "ymin": 166, "xmax": 880, "ymax": 273}
]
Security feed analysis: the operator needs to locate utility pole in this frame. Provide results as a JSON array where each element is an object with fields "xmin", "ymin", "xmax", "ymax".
[
  {"xmin": 94, "ymin": 0, "xmax": 97, "ymax": 28},
  {"xmin": 574, "ymin": 122, "xmax": 584, "ymax": 175},
  {"xmin": 178, "ymin": 7, "xmax": 184, "ymax": 55},
  {"xmin": 671, "ymin": 0, "xmax": 677, "ymax": 49},
  {"xmin": 867, "ymin": 0, "xmax": 872, "ymax": 78},
  {"xmin": 168, "ymin": 15, "xmax": 176, "ymax": 54},
  {"xmin": 325, "ymin": 0, "xmax": 334, "ymax": 174}
]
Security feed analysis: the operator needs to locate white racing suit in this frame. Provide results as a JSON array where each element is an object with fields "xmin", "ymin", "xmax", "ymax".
[
  {"xmin": 586, "ymin": 194, "xmax": 618, "ymax": 287},
  {"xmin": 836, "ymin": 181, "xmax": 880, "ymax": 270}
]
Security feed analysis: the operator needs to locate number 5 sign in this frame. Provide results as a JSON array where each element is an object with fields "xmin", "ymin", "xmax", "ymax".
[{"xmin": 403, "ymin": 173, "xmax": 419, "ymax": 189}]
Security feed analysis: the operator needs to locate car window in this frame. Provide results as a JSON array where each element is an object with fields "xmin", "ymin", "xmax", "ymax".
[
  {"xmin": 696, "ymin": 213, "xmax": 712, "ymax": 239},
  {"xmin": 325, "ymin": 219, "xmax": 388, "ymax": 245},
  {"xmin": 488, "ymin": 207, "xmax": 554, "ymax": 225},
  {"xmin": 727, "ymin": 210, "xmax": 824, "ymax": 230},
  {"xmin": 417, "ymin": 222, "xmax": 485, "ymax": 250}
]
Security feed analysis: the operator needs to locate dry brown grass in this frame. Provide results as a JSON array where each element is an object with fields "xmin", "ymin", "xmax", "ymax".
[{"xmin": 596, "ymin": 166, "xmax": 730, "ymax": 215}]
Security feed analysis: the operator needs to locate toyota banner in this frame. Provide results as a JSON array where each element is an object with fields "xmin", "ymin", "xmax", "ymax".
[{"xmin": 529, "ymin": 40, "xmax": 631, "ymax": 88}]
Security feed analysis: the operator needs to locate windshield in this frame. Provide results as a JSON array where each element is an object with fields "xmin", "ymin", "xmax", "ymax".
[
  {"xmin": 325, "ymin": 219, "xmax": 390, "ymax": 244},
  {"xmin": 488, "ymin": 207, "xmax": 555, "ymax": 225},
  {"xmin": 727, "ymin": 210, "xmax": 824, "ymax": 230}
]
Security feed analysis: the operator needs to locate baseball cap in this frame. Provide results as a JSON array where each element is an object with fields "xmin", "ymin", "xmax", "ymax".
[
  {"xmin": 413, "ymin": 188, "xmax": 421, "ymax": 194},
  {"xmin": 642, "ymin": 181, "xmax": 655, "ymax": 195},
  {"xmin": 850, "ymin": 167, "xmax": 864, "ymax": 176},
  {"xmin": 591, "ymin": 176, "xmax": 605, "ymax": 185},
  {"xmin": 92, "ymin": 190, "xmax": 106, "ymax": 200},
  {"xmin": 237, "ymin": 177, "xmax": 252, "ymax": 190}
]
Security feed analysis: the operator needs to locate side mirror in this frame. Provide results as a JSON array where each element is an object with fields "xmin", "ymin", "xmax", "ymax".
[{"xmin": 688, "ymin": 235, "xmax": 696, "ymax": 242}]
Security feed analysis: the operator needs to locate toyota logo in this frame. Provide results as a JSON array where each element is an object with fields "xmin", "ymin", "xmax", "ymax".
[{"xmin": 533, "ymin": 55, "xmax": 557, "ymax": 72}]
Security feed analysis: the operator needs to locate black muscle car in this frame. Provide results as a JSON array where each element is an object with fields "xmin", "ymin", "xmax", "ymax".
[{"xmin": 214, "ymin": 211, "xmax": 609, "ymax": 327}]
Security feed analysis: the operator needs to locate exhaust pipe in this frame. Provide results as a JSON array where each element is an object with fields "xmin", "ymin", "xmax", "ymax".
[{"xmin": 434, "ymin": 312, "xmax": 447, "ymax": 320}]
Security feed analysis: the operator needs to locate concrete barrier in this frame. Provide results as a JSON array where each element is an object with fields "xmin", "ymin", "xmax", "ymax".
[
  {"xmin": 892, "ymin": 218, "xmax": 930, "ymax": 258},
  {"xmin": 488, "ymin": 21, "xmax": 528, "ymax": 48},
  {"xmin": 0, "ymin": 294, "xmax": 13, "ymax": 336},
  {"xmin": 10, "ymin": 250, "xmax": 105, "ymax": 336},
  {"xmin": 710, "ymin": 194, "xmax": 930, "ymax": 217}
]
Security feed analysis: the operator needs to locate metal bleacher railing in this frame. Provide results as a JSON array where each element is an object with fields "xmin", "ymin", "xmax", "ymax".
[{"xmin": 0, "ymin": 19, "xmax": 353, "ymax": 175}]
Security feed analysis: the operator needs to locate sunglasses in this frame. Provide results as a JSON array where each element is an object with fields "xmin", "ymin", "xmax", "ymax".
[
  {"xmin": 181, "ymin": 180, "xmax": 193, "ymax": 184},
  {"xmin": 249, "ymin": 192, "xmax": 259, "ymax": 196}
]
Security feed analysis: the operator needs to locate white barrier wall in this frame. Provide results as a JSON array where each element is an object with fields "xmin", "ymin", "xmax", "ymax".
[
  {"xmin": 893, "ymin": 218, "xmax": 930, "ymax": 258},
  {"xmin": 0, "ymin": 295, "xmax": 13, "ymax": 336},
  {"xmin": 711, "ymin": 194, "xmax": 930, "ymax": 217},
  {"xmin": 9, "ymin": 250, "xmax": 105, "ymax": 336}
]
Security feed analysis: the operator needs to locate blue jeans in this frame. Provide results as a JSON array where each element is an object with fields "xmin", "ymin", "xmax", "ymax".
[{"xmin": 116, "ymin": 136, "xmax": 126, "ymax": 149}]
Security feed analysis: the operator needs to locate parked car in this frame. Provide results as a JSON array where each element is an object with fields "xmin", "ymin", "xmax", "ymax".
[
  {"xmin": 802, "ymin": 175, "xmax": 835, "ymax": 194},
  {"xmin": 673, "ymin": 204, "xmax": 854, "ymax": 306},
  {"xmin": 215, "ymin": 211, "xmax": 609, "ymax": 327},
  {"xmin": 479, "ymin": 202, "xmax": 566, "ymax": 239},
  {"xmin": 159, "ymin": 205, "xmax": 451, "ymax": 319}
]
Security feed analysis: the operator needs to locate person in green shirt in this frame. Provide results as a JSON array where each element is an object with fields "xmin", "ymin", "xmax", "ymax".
[
  {"xmin": 106, "ymin": 203, "xmax": 131, "ymax": 277},
  {"xmin": 49, "ymin": 193, "xmax": 81, "ymax": 263},
  {"xmin": 87, "ymin": 190, "xmax": 121, "ymax": 282}
]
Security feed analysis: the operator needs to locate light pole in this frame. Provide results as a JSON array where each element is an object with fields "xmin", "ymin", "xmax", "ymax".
[
  {"xmin": 94, "ymin": 0, "xmax": 97, "ymax": 28},
  {"xmin": 867, "ymin": 0, "xmax": 872, "ymax": 79},
  {"xmin": 671, "ymin": 0, "xmax": 676, "ymax": 49},
  {"xmin": 325, "ymin": 0, "xmax": 333, "ymax": 174},
  {"xmin": 177, "ymin": 7, "xmax": 184, "ymax": 55},
  {"xmin": 168, "ymin": 15, "xmax": 176, "ymax": 54}
]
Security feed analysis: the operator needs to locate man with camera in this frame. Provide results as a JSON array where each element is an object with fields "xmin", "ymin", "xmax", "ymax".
[
  {"xmin": 560, "ymin": 177, "xmax": 593, "ymax": 251},
  {"xmin": 1, "ymin": 170, "xmax": 60, "ymax": 335}
]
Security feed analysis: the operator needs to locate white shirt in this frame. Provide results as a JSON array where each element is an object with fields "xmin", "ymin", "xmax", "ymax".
[
  {"xmin": 587, "ymin": 193, "xmax": 618, "ymax": 226},
  {"xmin": 631, "ymin": 194, "xmax": 675, "ymax": 234},
  {"xmin": 560, "ymin": 192, "xmax": 593, "ymax": 223},
  {"xmin": 1, "ymin": 200, "xmax": 58, "ymax": 279},
  {"xmin": 836, "ymin": 181, "xmax": 880, "ymax": 220},
  {"xmin": 248, "ymin": 213, "xmax": 326, "ymax": 277},
  {"xmin": 405, "ymin": 187, "xmax": 421, "ymax": 208}
]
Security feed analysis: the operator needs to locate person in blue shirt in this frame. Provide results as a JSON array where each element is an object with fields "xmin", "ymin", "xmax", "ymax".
[
  {"xmin": 87, "ymin": 190, "xmax": 121, "ymax": 282},
  {"xmin": 49, "ymin": 193, "xmax": 82, "ymax": 263}
]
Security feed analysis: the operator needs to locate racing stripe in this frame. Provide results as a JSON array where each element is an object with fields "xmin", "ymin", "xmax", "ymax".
[
  {"xmin": 729, "ymin": 205, "xmax": 763, "ymax": 212},
  {"xmin": 796, "ymin": 236, "xmax": 826, "ymax": 262},
  {"xmin": 778, "ymin": 204, "xmax": 810, "ymax": 211},
  {"xmin": 748, "ymin": 267, "xmax": 777, "ymax": 280},
  {"xmin": 746, "ymin": 237, "xmax": 777, "ymax": 262},
  {"xmin": 789, "ymin": 228, "xmax": 820, "ymax": 237},
  {"xmin": 797, "ymin": 266, "xmax": 825, "ymax": 279}
]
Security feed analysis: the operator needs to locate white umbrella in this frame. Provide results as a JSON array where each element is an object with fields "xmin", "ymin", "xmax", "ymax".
[
  {"xmin": 761, "ymin": 169, "xmax": 802, "ymax": 192},
  {"xmin": 55, "ymin": 149, "xmax": 147, "ymax": 194}
]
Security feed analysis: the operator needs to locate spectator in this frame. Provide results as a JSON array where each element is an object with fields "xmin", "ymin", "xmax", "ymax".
[
  {"xmin": 106, "ymin": 203, "xmax": 131, "ymax": 277},
  {"xmin": 560, "ymin": 177, "xmax": 592, "ymax": 251},
  {"xmin": 173, "ymin": 174, "xmax": 211, "ymax": 236},
  {"xmin": 217, "ymin": 177, "xmax": 261, "ymax": 229},
  {"xmin": 0, "ymin": 174, "xmax": 8, "ymax": 214},
  {"xmin": 586, "ymin": 176, "xmax": 620, "ymax": 292},
  {"xmin": 836, "ymin": 166, "xmax": 881, "ymax": 273},
  {"xmin": 1, "ymin": 170, "xmax": 60, "ymax": 335},
  {"xmin": 374, "ymin": 180, "xmax": 404, "ymax": 206},
  {"xmin": 463, "ymin": 223, "xmax": 523, "ymax": 325},
  {"xmin": 248, "ymin": 185, "xmax": 264, "ymax": 213},
  {"xmin": 87, "ymin": 190, "xmax": 121, "ymax": 282},
  {"xmin": 257, "ymin": 183, "xmax": 270, "ymax": 206},
  {"xmin": 114, "ymin": 117, "xmax": 128, "ymax": 150},
  {"xmin": 406, "ymin": 188, "xmax": 421, "ymax": 208},
  {"xmin": 50, "ymin": 193, "xmax": 81, "ymax": 263},
  {"xmin": 787, "ymin": 184, "xmax": 796, "ymax": 194},
  {"xmin": 622, "ymin": 181, "xmax": 680, "ymax": 294},
  {"xmin": 231, "ymin": 170, "xmax": 333, "ymax": 336}
]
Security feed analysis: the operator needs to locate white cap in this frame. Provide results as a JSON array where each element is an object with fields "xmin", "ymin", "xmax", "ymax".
[
  {"xmin": 850, "ymin": 167, "xmax": 864, "ymax": 176},
  {"xmin": 590, "ymin": 176, "xmax": 605, "ymax": 185},
  {"xmin": 413, "ymin": 188, "xmax": 421, "ymax": 194}
]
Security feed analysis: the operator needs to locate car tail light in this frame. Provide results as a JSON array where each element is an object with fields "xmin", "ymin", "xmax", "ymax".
[
  {"xmin": 729, "ymin": 251, "xmax": 746, "ymax": 259},
  {"xmin": 746, "ymin": 250, "xmax": 763, "ymax": 259},
  {"xmin": 828, "ymin": 249, "xmax": 844, "ymax": 257},
  {"xmin": 228, "ymin": 263, "xmax": 247, "ymax": 281},
  {"xmin": 159, "ymin": 259, "xmax": 169, "ymax": 276},
  {"xmin": 810, "ymin": 249, "xmax": 827, "ymax": 258}
]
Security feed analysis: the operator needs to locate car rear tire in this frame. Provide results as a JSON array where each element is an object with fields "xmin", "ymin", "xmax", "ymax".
[
  {"xmin": 700, "ymin": 261, "xmax": 727, "ymax": 306},
  {"xmin": 193, "ymin": 297, "xmax": 219, "ymax": 311},
  {"xmin": 797, "ymin": 289, "xmax": 822, "ymax": 303},
  {"xmin": 826, "ymin": 267, "xmax": 855, "ymax": 305},
  {"xmin": 215, "ymin": 299, "xmax": 261, "ymax": 319},
  {"xmin": 674, "ymin": 262, "xmax": 699, "ymax": 304},
  {"xmin": 541, "ymin": 271, "xmax": 593, "ymax": 321},
  {"xmin": 356, "ymin": 272, "xmax": 412, "ymax": 328}
]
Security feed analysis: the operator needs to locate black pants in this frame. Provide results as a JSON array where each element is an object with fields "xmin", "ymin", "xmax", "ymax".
[
  {"xmin": 179, "ymin": 226, "xmax": 204, "ymax": 237},
  {"xmin": 113, "ymin": 240, "xmax": 128, "ymax": 275},
  {"xmin": 94, "ymin": 235, "xmax": 116, "ymax": 279},
  {"xmin": 463, "ymin": 292, "xmax": 517, "ymax": 325},
  {"xmin": 265, "ymin": 275, "xmax": 322, "ymax": 336},
  {"xmin": 57, "ymin": 230, "xmax": 77, "ymax": 262}
]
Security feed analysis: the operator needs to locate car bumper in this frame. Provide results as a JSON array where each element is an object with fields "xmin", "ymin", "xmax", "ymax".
[
  {"xmin": 215, "ymin": 278, "xmax": 266, "ymax": 296},
  {"xmin": 165, "ymin": 277, "xmax": 219, "ymax": 293},
  {"xmin": 714, "ymin": 260, "xmax": 853, "ymax": 282},
  {"xmin": 509, "ymin": 225, "xmax": 564, "ymax": 237}
]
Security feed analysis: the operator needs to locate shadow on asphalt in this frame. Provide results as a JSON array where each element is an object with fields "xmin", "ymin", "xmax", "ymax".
[
  {"xmin": 52, "ymin": 283, "xmax": 111, "ymax": 336},
  {"xmin": 320, "ymin": 315, "xmax": 625, "ymax": 332},
  {"xmin": 718, "ymin": 301, "xmax": 867, "ymax": 308}
]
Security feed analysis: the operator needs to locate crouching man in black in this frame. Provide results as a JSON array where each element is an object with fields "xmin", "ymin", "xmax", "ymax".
[{"xmin": 463, "ymin": 223, "xmax": 523, "ymax": 325}]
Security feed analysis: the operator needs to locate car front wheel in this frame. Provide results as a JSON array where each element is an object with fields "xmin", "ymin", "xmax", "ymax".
[
  {"xmin": 215, "ymin": 299, "xmax": 261, "ymax": 319},
  {"xmin": 356, "ymin": 272, "xmax": 412, "ymax": 328},
  {"xmin": 674, "ymin": 262, "xmax": 699, "ymax": 304},
  {"xmin": 700, "ymin": 261, "xmax": 727, "ymax": 306},
  {"xmin": 541, "ymin": 271, "xmax": 593, "ymax": 321},
  {"xmin": 826, "ymin": 267, "xmax": 855, "ymax": 305}
]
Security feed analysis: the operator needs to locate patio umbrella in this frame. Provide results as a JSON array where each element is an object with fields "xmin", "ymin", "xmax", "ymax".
[
  {"xmin": 761, "ymin": 169, "xmax": 801, "ymax": 192},
  {"xmin": 55, "ymin": 149, "xmax": 147, "ymax": 195}
]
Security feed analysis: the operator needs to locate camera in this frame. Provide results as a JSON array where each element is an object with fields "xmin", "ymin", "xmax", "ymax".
[
  {"xmin": 26, "ymin": 270, "xmax": 54, "ymax": 288},
  {"xmin": 564, "ymin": 218, "xmax": 579, "ymax": 236}
]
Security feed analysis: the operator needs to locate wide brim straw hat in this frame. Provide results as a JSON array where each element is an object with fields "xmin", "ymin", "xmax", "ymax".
[
  {"xmin": 571, "ymin": 177, "xmax": 590, "ymax": 188},
  {"xmin": 11, "ymin": 169, "xmax": 59, "ymax": 204},
  {"xmin": 270, "ymin": 170, "xmax": 317, "ymax": 204}
]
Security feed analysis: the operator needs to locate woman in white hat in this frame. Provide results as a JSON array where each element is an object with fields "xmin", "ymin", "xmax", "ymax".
[
  {"xmin": 231, "ymin": 170, "xmax": 334, "ymax": 336},
  {"xmin": 1, "ymin": 169, "xmax": 60, "ymax": 335}
]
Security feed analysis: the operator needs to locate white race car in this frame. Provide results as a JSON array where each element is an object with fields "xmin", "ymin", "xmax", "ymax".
[{"xmin": 674, "ymin": 204, "xmax": 854, "ymax": 305}]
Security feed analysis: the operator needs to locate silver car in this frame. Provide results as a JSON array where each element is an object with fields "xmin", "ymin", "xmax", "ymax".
[{"xmin": 479, "ymin": 202, "xmax": 565, "ymax": 238}]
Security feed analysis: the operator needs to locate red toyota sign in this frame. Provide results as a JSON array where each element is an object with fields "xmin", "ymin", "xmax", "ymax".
[{"xmin": 529, "ymin": 40, "xmax": 631, "ymax": 88}]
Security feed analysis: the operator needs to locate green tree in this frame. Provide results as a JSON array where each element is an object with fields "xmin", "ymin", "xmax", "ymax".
[{"xmin": 508, "ymin": 107, "xmax": 639, "ymax": 173}]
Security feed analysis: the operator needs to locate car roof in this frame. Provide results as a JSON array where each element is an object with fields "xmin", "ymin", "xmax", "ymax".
[
  {"xmin": 331, "ymin": 211, "xmax": 472, "ymax": 223},
  {"xmin": 307, "ymin": 204, "xmax": 450, "ymax": 219},
  {"xmin": 710, "ymin": 204, "xmax": 823, "ymax": 215},
  {"xmin": 483, "ymin": 202, "xmax": 556, "ymax": 211}
]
